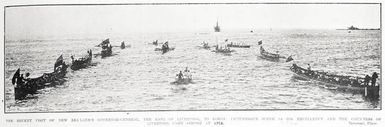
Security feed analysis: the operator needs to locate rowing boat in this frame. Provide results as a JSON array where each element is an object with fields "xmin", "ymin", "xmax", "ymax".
[
  {"xmin": 259, "ymin": 46, "xmax": 293, "ymax": 62},
  {"xmin": 227, "ymin": 44, "xmax": 251, "ymax": 48},
  {"xmin": 290, "ymin": 64, "xmax": 379, "ymax": 99}
]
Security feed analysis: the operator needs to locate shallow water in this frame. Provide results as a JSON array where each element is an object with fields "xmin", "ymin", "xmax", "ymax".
[{"xmin": 4, "ymin": 29, "xmax": 381, "ymax": 112}]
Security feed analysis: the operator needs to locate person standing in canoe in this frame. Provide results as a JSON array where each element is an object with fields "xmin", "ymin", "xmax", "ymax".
[
  {"xmin": 371, "ymin": 72, "xmax": 378, "ymax": 86},
  {"xmin": 178, "ymin": 71, "xmax": 183, "ymax": 80}
]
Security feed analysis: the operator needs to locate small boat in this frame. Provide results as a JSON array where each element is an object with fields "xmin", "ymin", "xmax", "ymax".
[
  {"xmin": 171, "ymin": 77, "xmax": 192, "ymax": 85},
  {"xmin": 212, "ymin": 45, "xmax": 235, "ymax": 54},
  {"xmin": 150, "ymin": 40, "xmax": 162, "ymax": 46},
  {"xmin": 259, "ymin": 46, "xmax": 293, "ymax": 62},
  {"xmin": 155, "ymin": 47, "xmax": 175, "ymax": 54},
  {"xmin": 70, "ymin": 50, "xmax": 92, "ymax": 70},
  {"xmin": 171, "ymin": 70, "xmax": 193, "ymax": 85},
  {"xmin": 290, "ymin": 64, "xmax": 379, "ymax": 99},
  {"xmin": 121, "ymin": 41, "xmax": 125, "ymax": 49},
  {"xmin": 12, "ymin": 55, "xmax": 69, "ymax": 100},
  {"xmin": 227, "ymin": 43, "xmax": 251, "ymax": 48},
  {"xmin": 100, "ymin": 39, "xmax": 112, "ymax": 57},
  {"xmin": 155, "ymin": 42, "xmax": 174, "ymax": 54},
  {"xmin": 199, "ymin": 42, "xmax": 210, "ymax": 49},
  {"xmin": 214, "ymin": 20, "xmax": 221, "ymax": 32}
]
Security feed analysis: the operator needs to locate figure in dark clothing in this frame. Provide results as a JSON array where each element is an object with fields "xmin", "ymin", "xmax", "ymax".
[
  {"xmin": 17, "ymin": 74, "xmax": 24, "ymax": 85},
  {"xmin": 371, "ymin": 72, "xmax": 378, "ymax": 86},
  {"xmin": 178, "ymin": 71, "xmax": 183, "ymax": 80},
  {"xmin": 364, "ymin": 75, "xmax": 371, "ymax": 86}
]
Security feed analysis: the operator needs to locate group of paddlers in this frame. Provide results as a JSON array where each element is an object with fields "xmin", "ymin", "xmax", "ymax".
[
  {"xmin": 71, "ymin": 49, "xmax": 92, "ymax": 63},
  {"xmin": 99, "ymin": 38, "xmax": 114, "ymax": 57},
  {"xmin": 70, "ymin": 49, "xmax": 93, "ymax": 70},
  {"xmin": 12, "ymin": 38, "xmax": 126, "ymax": 100},
  {"xmin": 213, "ymin": 45, "xmax": 232, "ymax": 53},
  {"xmin": 176, "ymin": 67, "xmax": 192, "ymax": 81},
  {"xmin": 291, "ymin": 63, "xmax": 379, "ymax": 87},
  {"xmin": 227, "ymin": 42, "xmax": 251, "ymax": 48},
  {"xmin": 12, "ymin": 55, "xmax": 69, "ymax": 99}
]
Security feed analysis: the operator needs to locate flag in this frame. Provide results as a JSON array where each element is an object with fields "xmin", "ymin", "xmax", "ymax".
[
  {"xmin": 54, "ymin": 55, "xmax": 64, "ymax": 70},
  {"xmin": 12, "ymin": 68, "xmax": 20, "ymax": 85},
  {"xmin": 258, "ymin": 40, "xmax": 263, "ymax": 45}
]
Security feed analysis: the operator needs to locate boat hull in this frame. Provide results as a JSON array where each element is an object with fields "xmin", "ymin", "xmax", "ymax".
[
  {"xmin": 290, "ymin": 64, "xmax": 380, "ymax": 99},
  {"xmin": 227, "ymin": 44, "xmax": 251, "ymax": 48},
  {"xmin": 70, "ymin": 57, "xmax": 92, "ymax": 70},
  {"xmin": 14, "ymin": 65, "xmax": 68, "ymax": 100}
]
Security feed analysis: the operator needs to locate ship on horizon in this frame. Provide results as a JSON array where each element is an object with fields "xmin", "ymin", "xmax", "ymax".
[
  {"xmin": 337, "ymin": 25, "xmax": 380, "ymax": 30},
  {"xmin": 214, "ymin": 20, "xmax": 221, "ymax": 32}
]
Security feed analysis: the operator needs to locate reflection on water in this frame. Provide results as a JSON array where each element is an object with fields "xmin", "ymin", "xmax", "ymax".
[{"xmin": 5, "ymin": 29, "xmax": 381, "ymax": 112}]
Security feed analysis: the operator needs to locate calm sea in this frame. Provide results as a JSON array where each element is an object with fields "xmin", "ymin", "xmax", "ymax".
[{"xmin": 4, "ymin": 29, "xmax": 381, "ymax": 112}]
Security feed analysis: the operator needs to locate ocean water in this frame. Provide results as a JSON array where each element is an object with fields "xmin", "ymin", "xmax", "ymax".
[{"xmin": 4, "ymin": 29, "xmax": 381, "ymax": 112}]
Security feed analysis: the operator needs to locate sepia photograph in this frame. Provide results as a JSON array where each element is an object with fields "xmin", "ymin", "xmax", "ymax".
[{"xmin": 3, "ymin": 2, "xmax": 381, "ymax": 114}]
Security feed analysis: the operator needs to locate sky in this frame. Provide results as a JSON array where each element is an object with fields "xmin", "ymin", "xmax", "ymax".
[{"xmin": 5, "ymin": 4, "xmax": 381, "ymax": 40}]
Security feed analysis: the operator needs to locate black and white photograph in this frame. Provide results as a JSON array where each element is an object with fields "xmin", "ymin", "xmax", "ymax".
[{"xmin": 3, "ymin": 2, "xmax": 381, "ymax": 114}]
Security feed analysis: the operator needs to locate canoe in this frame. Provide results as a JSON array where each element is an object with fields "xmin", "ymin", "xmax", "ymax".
[
  {"xmin": 259, "ymin": 46, "xmax": 293, "ymax": 62},
  {"xmin": 13, "ymin": 58, "xmax": 68, "ymax": 100},
  {"xmin": 121, "ymin": 42, "xmax": 125, "ymax": 49},
  {"xmin": 212, "ymin": 49, "xmax": 235, "ymax": 54},
  {"xmin": 171, "ymin": 77, "xmax": 192, "ymax": 85},
  {"xmin": 290, "ymin": 64, "xmax": 379, "ymax": 99},
  {"xmin": 155, "ymin": 47, "xmax": 175, "ymax": 54},
  {"xmin": 70, "ymin": 53, "xmax": 92, "ymax": 71},
  {"xmin": 227, "ymin": 44, "xmax": 251, "ymax": 48}
]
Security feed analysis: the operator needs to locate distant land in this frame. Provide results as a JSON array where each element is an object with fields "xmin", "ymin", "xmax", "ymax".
[{"xmin": 337, "ymin": 25, "xmax": 380, "ymax": 30}]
